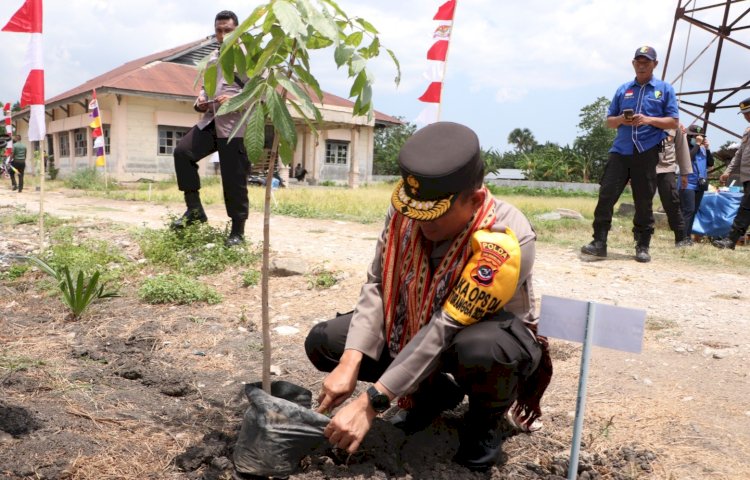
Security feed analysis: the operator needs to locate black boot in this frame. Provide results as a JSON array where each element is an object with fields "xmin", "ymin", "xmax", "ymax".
[
  {"xmin": 453, "ymin": 409, "xmax": 505, "ymax": 472},
  {"xmin": 580, "ymin": 230, "xmax": 608, "ymax": 257},
  {"xmin": 674, "ymin": 230, "xmax": 692, "ymax": 248},
  {"xmin": 389, "ymin": 373, "xmax": 465, "ymax": 434},
  {"xmin": 171, "ymin": 190, "xmax": 207, "ymax": 230},
  {"xmin": 634, "ymin": 232, "xmax": 651, "ymax": 263},
  {"xmin": 712, "ymin": 228, "xmax": 742, "ymax": 250},
  {"xmin": 225, "ymin": 218, "xmax": 246, "ymax": 247}
]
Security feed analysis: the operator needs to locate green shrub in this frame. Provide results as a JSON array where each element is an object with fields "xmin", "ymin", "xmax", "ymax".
[
  {"xmin": 242, "ymin": 269, "xmax": 261, "ymax": 287},
  {"xmin": 138, "ymin": 221, "xmax": 260, "ymax": 276},
  {"xmin": 45, "ymin": 238, "xmax": 129, "ymax": 283},
  {"xmin": 64, "ymin": 168, "xmax": 117, "ymax": 191},
  {"xmin": 139, "ymin": 274, "xmax": 221, "ymax": 305},
  {"xmin": 307, "ymin": 267, "xmax": 338, "ymax": 289}
]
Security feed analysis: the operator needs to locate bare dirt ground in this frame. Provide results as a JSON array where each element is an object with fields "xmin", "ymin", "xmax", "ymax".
[{"xmin": 1, "ymin": 187, "xmax": 749, "ymax": 480}]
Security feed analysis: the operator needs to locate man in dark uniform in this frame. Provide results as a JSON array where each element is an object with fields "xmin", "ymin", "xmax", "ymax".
[
  {"xmin": 581, "ymin": 46, "xmax": 679, "ymax": 262},
  {"xmin": 10, "ymin": 135, "xmax": 26, "ymax": 193},
  {"xmin": 172, "ymin": 10, "xmax": 250, "ymax": 247},
  {"xmin": 712, "ymin": 97, "xmax": 750, "ymax": 249},
  {"xmin": 305, "ymin": 122, "xmax": 552, "ymax": 472}
]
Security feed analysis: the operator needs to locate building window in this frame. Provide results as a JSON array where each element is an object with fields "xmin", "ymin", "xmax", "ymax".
[
  {"xmin": 325, "ymin": 140, "xmax": 349, "ymax": 165},
  {"xmin": 74, "ymin": 128, "xmax": 87, "ymax": 156},
  {"xmin": 158, "ymin": 126, "xmax": 189, "ymax": 155},
  {"xmin": 59, "ymin": 132, "xmax": 70, "ymax": 157},
  {"xmin": 103, "ymin": 124, "xmax": 111, "ymax": 155}
]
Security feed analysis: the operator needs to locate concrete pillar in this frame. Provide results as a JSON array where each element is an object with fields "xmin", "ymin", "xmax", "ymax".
[{"xmin": 348, "ymin": 126, "xmax": 360, "ymax": 189}]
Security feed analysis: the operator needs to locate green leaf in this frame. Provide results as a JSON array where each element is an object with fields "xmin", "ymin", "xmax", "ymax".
[
  {"xmin": 276, "ymin": 74, "xmax": 320, "ymax": 121},
  {"xmin": 194, "ymin": 53, "xmax": 212, "ymax": 89},
  {"xmin": 251, "ymin": 34, "xmax": 285, "ymax": 77},
  {"xmin": 217, "ymin": 76, "xmax": 264, "ymax": 115},
  {"xmin": 220, "ymin": 47, "xmax": 235, "ymax": 87},
  {"xmin": 220, "ymin": 4, "xmax": 268, "ymax": 53},
  {"xmin": 386, "ymin": 48, "xmax": 401, "ymax": 86},
  {"xmin": 349, "ymin": 54, "xmax": 366, "ymax": 75},
  {"xmin": 287, "ymin": 98, "xmax": 320, "ymax": 136},
  {"xmin": 355, "ymin": 17, "xmax": 378, "ymax": 34},
  {"xmin": 204, "ymin": 64, "xmax": 218, "ymax": 97},
  {"xmin": 278, "ymin": 139, "xmax": 294, "ymax": 165},
  {"xmin": 349, "ymin": 70, "xmax": 367, "ymax": 99},
  {"xmin": 306, "ymin": 34, "xmax": 335, "ymax": 49},
  {"xmin": 233, "ymin": 45, "xmax": 247, "ymax": 80},
  {"xmin": 304, "ymin": 3, "xmax": 339, "ymax": 40},
  {"xmin": 334, "ymin": 44, "xmax": 354, "ymax": 68},
  {"xmin": 273, "ymin": 0, "xmax": 306, "ymax": 38},
  {"xmin": 345, "ymin": 31, "xmax": 363, "ymax": 47},
  {"xmin": 320, "ymin": 0, "xmax": 348, "ymax": 19},
  {"xmin": 367, "ymin": 36, "xmax": 380, "ymax": 57},
  {"xmin": 293, "ymin": 65, "xmax": 323, "ymax": 101},
  {"xmin": 267, "ymin": 91, "xmax": 297, "ymax": 148},
  {"xmin": 244, "ymin": 106, "xmax": 267, "ymax": 164}
]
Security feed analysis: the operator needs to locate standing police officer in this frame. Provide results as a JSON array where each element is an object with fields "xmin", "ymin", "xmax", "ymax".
[
  {"xmin": 581, "ymin": 46, "xmax": 679, "ymax": 262},
  {"xmin": 712, "ymin": 97, "xmax": 750, "ymax": 249}
]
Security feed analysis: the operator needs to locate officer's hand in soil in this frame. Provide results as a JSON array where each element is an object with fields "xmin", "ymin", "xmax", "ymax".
[
  {"xmin": 323, "ymin": 393, "xmax": 375, "ymax": 453},
  {"xmin": 316, "ymin": 350, "xmax": 362, "ymax": 414}
]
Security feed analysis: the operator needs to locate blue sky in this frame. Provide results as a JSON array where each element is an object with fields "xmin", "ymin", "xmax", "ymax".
[{"xmin": 1, "ymin": 0, "xmax": 747, "ymax": 151}]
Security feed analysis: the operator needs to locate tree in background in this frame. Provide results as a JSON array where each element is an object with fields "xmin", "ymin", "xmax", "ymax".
[
  {"xmin": 210, "ymin": 0, "xmax": 400, "ymax": 391},
  {"xmin": 507, "ymin": 127, "xmax": 537, "ymax": 153},
  {"xmin": 573, "ymin": 96, "xmax": 614, "ymax": 182},
  {"xmin": 373, "ymin": 118, "xmax": 415, "ymax": 175}
]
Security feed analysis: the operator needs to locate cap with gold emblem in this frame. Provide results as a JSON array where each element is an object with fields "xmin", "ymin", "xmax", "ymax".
[
  {"xmin": 739, "ymin": 96, "xmax": 750, "ymax": 114},
  {"xmin": 391, "ymin": 122, "xmax": 484, "ymax": 221}
]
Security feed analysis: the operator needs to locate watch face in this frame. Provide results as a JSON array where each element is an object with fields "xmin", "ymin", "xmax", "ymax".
[{"xmin": 368, "ymin": 386, "xmax": 390, "ymax": 413}]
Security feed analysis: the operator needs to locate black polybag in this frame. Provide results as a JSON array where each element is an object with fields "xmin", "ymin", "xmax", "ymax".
[{"xmin": 233, "ymin": 380, "xmax": 330, "ymax": 477}]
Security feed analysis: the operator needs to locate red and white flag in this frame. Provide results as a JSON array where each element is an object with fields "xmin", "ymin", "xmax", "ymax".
[
  {"xmin": 3, "ymin": 0, "xmax": 45, "ymax": 142},
  {"xmin": 416, "ymin": 0, "xmax": 456, "ymax": 126}
]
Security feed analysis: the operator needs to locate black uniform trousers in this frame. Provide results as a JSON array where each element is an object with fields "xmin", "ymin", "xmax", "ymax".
[
  {"xmin": 304, "ymin": 310, "xmax": 541, "ymax": 414},
  {"xmin": 592, "ymin": 145, "xmax": 660, "ymax": 239},
  {"xmin": 10, "ymin": 163, "xmax": 25, "ymax": 192},
  {"xmin": 656, "ymin": 171, "xmax": 686, "ymax": 238},
  {"xmin": 173, "ymin": 121, "xmax": 250, "ymax": 220},
  {"xmin": 729, "ymin": 181, "xmax": 750, "ymax": 236}
]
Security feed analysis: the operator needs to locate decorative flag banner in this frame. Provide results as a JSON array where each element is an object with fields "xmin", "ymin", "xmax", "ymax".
[
  {"xmin": 89, "ymin": 89, "xmax": 106, "ymax": 167},
  {"xmin": 2, "ymin": 0, "xmax": 45, "ymax": 141},
  {"xmin": 415, "ymin": 0, "xmax": 456, "ymax": 126}
]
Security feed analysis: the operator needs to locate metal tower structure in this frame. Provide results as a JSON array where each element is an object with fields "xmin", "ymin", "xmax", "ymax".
[{"xmin": 661, "ymin": 0, "xmax": 750, "ymax": 140}]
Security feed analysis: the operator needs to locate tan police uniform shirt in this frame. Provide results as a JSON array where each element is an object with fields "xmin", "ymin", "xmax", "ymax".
[
  {"xmin": 725, "ymin": 127, "xmax": 750, "ymax": 183},
  {"xmin": 344, "ymin": 196, "xmax": 537, "ymax": 397},
  {"xmin": 658, "ymin": 129, "xmax": 692, "ymax": 175},
  {"xmin": 195, "ymin": 48, "xmax": 249, "ymax": 139}
]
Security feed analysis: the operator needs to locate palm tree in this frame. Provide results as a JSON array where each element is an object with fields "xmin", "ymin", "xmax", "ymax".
[{"xmin": 507, "ymin": 127, "xmax": 536, "ymax": 153}]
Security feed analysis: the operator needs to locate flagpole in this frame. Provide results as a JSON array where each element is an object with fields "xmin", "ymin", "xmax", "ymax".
[
  {"xmin": 38, "ymin": 140, "xmax": 45, "ymax": 251},
  {"xmin": 437, "ymin": 0, "xmax": 458, "ymax": 122}
]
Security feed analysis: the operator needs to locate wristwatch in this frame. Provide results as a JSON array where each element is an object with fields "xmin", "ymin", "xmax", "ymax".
[{"xmin": 366, "ymin": 385, "xmax": 390, "ymax": 413}]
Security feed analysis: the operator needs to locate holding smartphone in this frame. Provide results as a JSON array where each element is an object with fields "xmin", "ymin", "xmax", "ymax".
[{"xmin": 623, "ymin": 109, "xmax": 634, "ymax": 120}]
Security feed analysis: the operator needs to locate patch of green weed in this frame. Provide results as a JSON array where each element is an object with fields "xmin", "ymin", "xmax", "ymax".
[
  {"xmin": 138, "ymin": 221, "xmax": 260, "ymax": 276},
  {"xmin": 139, "ymin": 274, "xmax": 222, "ymax": 305},
  {"xmin": 242, "ymin": 269, "xmax": 261, "ymax": 287},
  {"xmin": 307, "ymin": 267, "xmax": 338, "ymax": 289}
]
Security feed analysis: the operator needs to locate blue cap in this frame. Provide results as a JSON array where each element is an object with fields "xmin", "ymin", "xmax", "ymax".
[
  {"xmin": 739, "ymin": 97, "xmax": 750, "ymax": 114},
  {"xmin": 634, "ymin": 46, "xmax": 657, "ymax": 61}
]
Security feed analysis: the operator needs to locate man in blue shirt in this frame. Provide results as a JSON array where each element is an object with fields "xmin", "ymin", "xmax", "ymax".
[{"xmin": 581, "ymin": 46, "xmax": 679, "ymax": 263}]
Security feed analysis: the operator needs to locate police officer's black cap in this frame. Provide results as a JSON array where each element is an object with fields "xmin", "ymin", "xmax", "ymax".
[
  {"xmin": 739, "ymin": 96, "xmax": 750, "ymax": 114},
  {"xmin": 686, "ymin": 124, "xmax": 705, "ymax": 136},
  {"xmin": 391, "ymin": 122, "xmax": 483, "ymax": 221}
]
